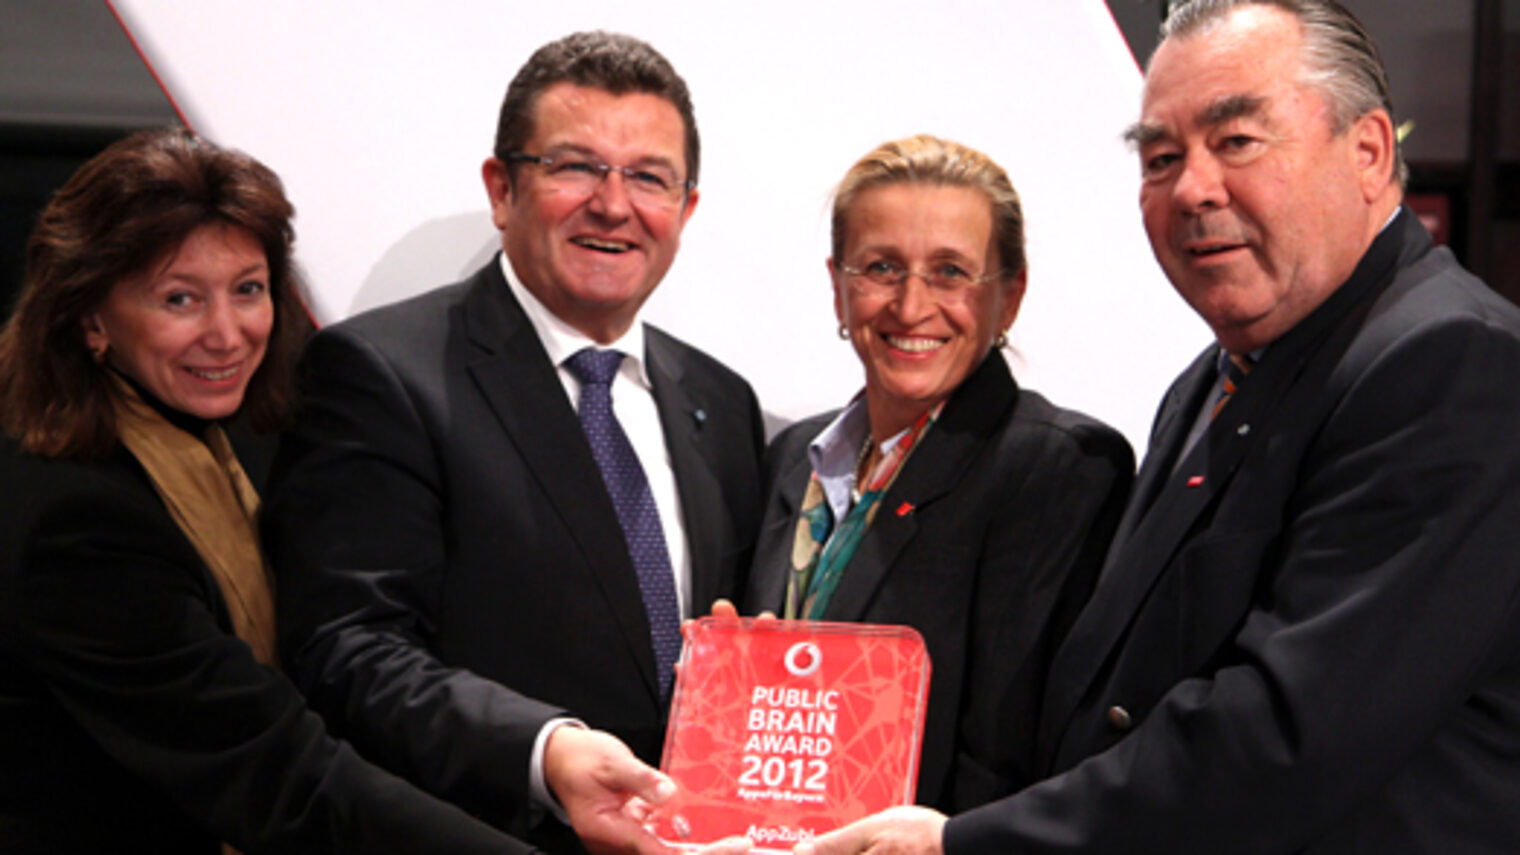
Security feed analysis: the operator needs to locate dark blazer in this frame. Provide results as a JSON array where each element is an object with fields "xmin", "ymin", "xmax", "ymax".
[
  {"xmin": 945, "ymin": 211, "xmax": 1520, "ymax": 853},
  {"xmin": 0, "ymin": 437, "xmax": 530, "ymax": 855},
  {"xmin": 264, "ymin": 258, "xmax": 765, "ymax": 843},
  {"xmin": 744, "ymin": 354, "xmax": 1133, "ymax": 813}
]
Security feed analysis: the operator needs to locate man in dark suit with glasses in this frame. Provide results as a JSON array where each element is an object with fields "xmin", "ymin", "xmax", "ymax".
[{"xmin": 265, "ymin": 31, "xmax": 764, "ymax": 855}]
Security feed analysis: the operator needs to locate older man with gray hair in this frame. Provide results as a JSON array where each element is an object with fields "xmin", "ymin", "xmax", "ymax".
[{"xmin": 800, "ymin": 2, "xmax": 1520, "ymax": 852}]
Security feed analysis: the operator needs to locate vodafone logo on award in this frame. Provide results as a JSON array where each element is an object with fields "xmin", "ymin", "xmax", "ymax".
[{"xmin": 784, "ymin": 641, "xmax": 822, "ymax": 677}]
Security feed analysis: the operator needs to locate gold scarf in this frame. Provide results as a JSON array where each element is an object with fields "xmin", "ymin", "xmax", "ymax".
[{"xmin": 110, "ymin": 375, "xmax": 278, "ymax": 667}]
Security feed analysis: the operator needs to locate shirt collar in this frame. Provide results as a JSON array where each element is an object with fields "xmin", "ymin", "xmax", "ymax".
[
  {"xmin": 808, "ymin": 395, "xmax": 872, "ymax": 483},
  {"xmin": 807, "ymin": 396, "xmax": 871, "ymax": 523},
  {"xmin": 499, "ymin": 253, "xmax": 651, "ymax": 387},
  {"xmin": 806, "ymin": 393, "xmax": 918, "ymax": 520}
]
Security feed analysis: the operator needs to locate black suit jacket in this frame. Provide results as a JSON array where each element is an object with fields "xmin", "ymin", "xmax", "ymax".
[
  {"xmin": 945, "ymin": 212, "xmax": 1520, "ymax": 853},
  {"xmin": 745, "ymin": 354, "xmax": 1133, "ymax": 813},
  {"xmin": 0, "ymin": 437, "xmax": 530, "ymax": 855},
  {"xmin": 265, "ymin": 258, "xmax": 765, "ymax": 842}
]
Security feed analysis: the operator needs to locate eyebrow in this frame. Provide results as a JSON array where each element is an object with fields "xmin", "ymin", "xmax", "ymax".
[
  {"xmin": 1198, "ymin": 93, "xmax": 1267, "ymax": 127},
  {"xmin": 850, "ymin": 245, "xmax": 981, "ymax": 264},
  {"xmin": 161, "ymin": 261, "xmax": 269, "ymax": 286},
  {"xmin": 1123, "ymin": 93, "xmax": 1268, "ymax": 147},
  {"xmin": 544, "ymin": 142, "xmax": 679, "ymax": 171},
  {"xmin": 1123, "ymin": 122, "xmax": 1163, "ymax": 147}
]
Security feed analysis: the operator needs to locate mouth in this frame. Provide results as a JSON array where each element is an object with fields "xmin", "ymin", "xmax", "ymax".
[
  {"xmin": 185, "ymin": 365, "xmax": 240, "ymax": 381},
  {"xmin": 1182, "ymin": 238, "xmax": 1249, "ymax": 259},
  {"xmin": 882, "ymin": 334, "xmax": 946, "ymax": 354},
  {"xmin": 571, "ymin": 236, "xmax": 634, "ymax": 254}
]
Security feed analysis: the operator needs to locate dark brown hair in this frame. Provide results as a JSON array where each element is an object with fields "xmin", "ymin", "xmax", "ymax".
[
  {"xmin": 0, "ymin": 127, "xmax": 314, "ymax": 458},
  {"xmin": 493, "ymin": 31, "xmax": 700, "ymax": 190}
]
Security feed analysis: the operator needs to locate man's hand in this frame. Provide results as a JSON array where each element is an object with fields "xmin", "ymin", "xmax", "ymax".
[
  {"xmin": 793, "ymin": 806, "xmax": 947, "ymax": 855},
  {"xmin": 543, "ymin": 726, "xmax": 676, "ymax": 855}
]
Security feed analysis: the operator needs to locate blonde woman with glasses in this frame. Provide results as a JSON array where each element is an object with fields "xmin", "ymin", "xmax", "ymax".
[{"xmin": 741, "ymin": 134, "xmax": 1133, "ymax": 813}]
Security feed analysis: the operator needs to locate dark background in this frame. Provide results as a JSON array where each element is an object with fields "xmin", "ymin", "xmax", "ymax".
[{"xmin": 3, "ymin": 0, "xmax": 1517, "ymax": 317}]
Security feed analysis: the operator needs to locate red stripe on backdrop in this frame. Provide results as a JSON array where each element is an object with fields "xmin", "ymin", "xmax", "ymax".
[
  {"xmin": 104, "ymin": 0, "xmax": 192, "ymax": 130},
  {"xmin": 1097, "ymin": 0, "xmax": 1145, "ymax": 73}
]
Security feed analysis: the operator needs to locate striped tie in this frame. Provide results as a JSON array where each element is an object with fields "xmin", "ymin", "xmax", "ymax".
[{"xmin": 1210, "ymin": 353, "xmax": 1253, "ymax": 420}]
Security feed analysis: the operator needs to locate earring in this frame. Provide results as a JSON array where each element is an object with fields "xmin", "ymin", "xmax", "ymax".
[
  {"xmin": 994, "ymin": 331, "xmax": 1008, "ymax": 349},
  {"xmin": 90, "ymin": 344, "xmax": 107, "ymax": 364},
  {"xmin": 838, "ymin": 323, "xmax": 849, "ymax": 340}
]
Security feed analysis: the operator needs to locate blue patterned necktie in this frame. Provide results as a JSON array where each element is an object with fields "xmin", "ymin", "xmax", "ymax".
[{"xmin": 565, "ymin": 347, "xmax": 681, "ymax": 699}]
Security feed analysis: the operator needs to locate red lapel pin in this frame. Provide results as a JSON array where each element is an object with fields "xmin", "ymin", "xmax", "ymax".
[
  {"xmin": 1186, "ymin": 475, "xmax": 1205, "ymax": 487},
  {"xmin": 896, "ymin": 502, "xmax": 914, "ymax": 517}
]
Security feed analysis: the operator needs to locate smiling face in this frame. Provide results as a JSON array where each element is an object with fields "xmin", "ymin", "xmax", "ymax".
[
  {"xmin": 834, "ymin": 182, "xmax": 1024, "ymax": 439},
  {"xmin": 83, "ymin": 222, "xmax": 273, "ymax": 420},
  {"xmin": 484, "ymin": 82, "xmax": 698, "ymax": 343},
  {"xmin": 1135, "ymin": 5, "xmax": 1393, "ymax": 355}
]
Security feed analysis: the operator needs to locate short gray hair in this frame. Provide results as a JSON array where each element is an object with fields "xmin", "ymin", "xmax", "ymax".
[{"xmin": 1158, "ymin": 0, "xmax": 1406, "ymax": 186}]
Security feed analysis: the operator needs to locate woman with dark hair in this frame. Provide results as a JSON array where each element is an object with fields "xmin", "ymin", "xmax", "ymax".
[
  {"xmin": 0, "ymin": 128, "xmax": 532, "ymax": 854},
  {"xmin": 742, "ymin": 135, "xmax": 1134, "ymax": 813}
]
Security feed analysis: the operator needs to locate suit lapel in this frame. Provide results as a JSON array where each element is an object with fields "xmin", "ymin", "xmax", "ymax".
[
  {"xmin": 1117, "ymin": 348, "xmax": 1219, "ymax": 541},
  {"xmin": 822, "ymin": 503, "xmax": 919, "ymax": 623},
  {"xmin": 461, "ymin": 263, "xmax": 661, "ymax": 700},
  {"xmin": 752, "ymin": 450, "xmax": 813, "ymax": 614},
  {"xmin": 645, "ymin": 327, "xmax": 733, "ymax": 614},
  {"xmin": 823, "ymin": 354, "xmax": 1017, "ymax": 623}
]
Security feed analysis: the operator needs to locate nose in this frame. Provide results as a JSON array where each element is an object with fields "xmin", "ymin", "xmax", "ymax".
[
  {"xmin": 585, "ymin": 169, "xmax": 633, "ymax": 221},
  {"xmin": 1171, "ymin": 151, "xmax": 1228, "ymax": 212},
  {"xmin": 200, "ymin": 299, "xmax": 241, "ymax": 353},
  {"xmin": 889, "ymin": 273, "xmax": 938, "ymax": 324}
]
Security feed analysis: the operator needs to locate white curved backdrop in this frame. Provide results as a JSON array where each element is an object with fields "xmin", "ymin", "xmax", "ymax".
[{"xmin": 110, "ymin": 0, "xmax": 1208, "ymax": 453}]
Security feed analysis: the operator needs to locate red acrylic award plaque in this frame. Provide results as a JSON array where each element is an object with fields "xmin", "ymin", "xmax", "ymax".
[{"xmin": 652, "ymin": 617, "xmax": 930, "ymax": 852}]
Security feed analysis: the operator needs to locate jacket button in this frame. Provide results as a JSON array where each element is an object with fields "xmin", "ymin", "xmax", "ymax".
[{"xmin": 1107, "ymin": 705, "xmax": 1133, "ymax": 731}]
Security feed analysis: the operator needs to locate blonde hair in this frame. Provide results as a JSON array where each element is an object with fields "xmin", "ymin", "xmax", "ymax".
[{"xmin": 831, "ymin": 134, "xmax": 1025, "ymax": 279}]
